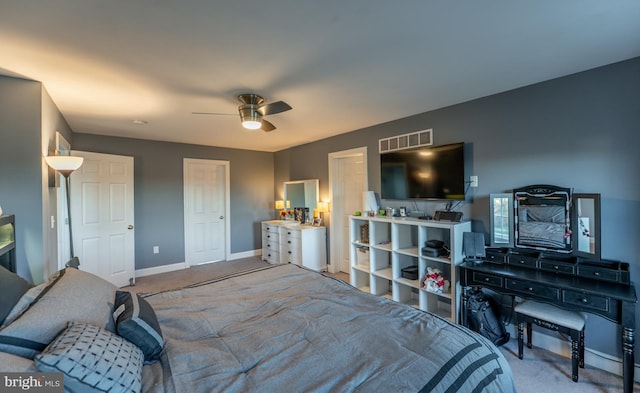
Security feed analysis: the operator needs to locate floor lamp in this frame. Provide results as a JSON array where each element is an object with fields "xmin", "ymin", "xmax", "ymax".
[{"xmin": 46, "ymin": 154, "xmax": 84, "ymax": 267}]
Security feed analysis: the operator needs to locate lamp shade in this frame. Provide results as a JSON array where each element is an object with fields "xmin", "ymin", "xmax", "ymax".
[
  {"xmin": 317, "ymin": 202, "xmax": 330, "ymax": 213},
  {"xmin": 45, "ymin": 155, "xmax": 84, "ymax": 177},
  {"xmin": 275, "ymin": 200, "xmax": 285, "ymax": 210}
]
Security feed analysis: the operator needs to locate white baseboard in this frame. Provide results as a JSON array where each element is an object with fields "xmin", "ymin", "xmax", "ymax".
[
  {"xmin": 135, "ymin": 249, "xmax": 262, "ymax": 278},
  {"xmin": 506, "ymin": 324, "xmax": 640, "ymax": 382},
  {"xmin": 227, "ymin": 249, "xmax": 261, "ymax": 260},
  {"xmin": 135, "ymin": 261, "xmax": 188, "ymax": 278}
]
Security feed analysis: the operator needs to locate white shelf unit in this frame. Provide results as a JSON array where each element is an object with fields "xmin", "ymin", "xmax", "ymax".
[{"xmin": 349, "ymin": 216, "xmax": 471, "ymax": 322}]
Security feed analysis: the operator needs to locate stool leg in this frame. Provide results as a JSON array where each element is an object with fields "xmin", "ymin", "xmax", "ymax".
[
  {"xmin": 571, "ymin": 332, "xmax": 579, "ymax": 382},
  {"xmin": 517, "ymin": 321, "xmax": 524, "ymax": 360},
  {"xmin": 526, "ymin": 321, "xmax": 532, "ymax": 349},
  {"xmin": 579, "ymin": 329, "xmax": 585, "ymax": 368}
]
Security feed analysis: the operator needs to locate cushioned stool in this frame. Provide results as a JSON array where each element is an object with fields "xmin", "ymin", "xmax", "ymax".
[{"xmin": 515, "ymin": 300, "xmax": 587, "ymax": 382}]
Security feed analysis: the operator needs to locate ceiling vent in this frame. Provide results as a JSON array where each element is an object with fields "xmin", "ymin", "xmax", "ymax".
[{"xmin": 379, "ymin": 129, "xmax": 433, "ymax": 153}]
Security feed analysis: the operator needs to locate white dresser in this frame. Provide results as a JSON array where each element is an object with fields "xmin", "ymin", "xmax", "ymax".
[{"xmin": 261, "ymin": 220, "xmax": 327, "ymax": 272}]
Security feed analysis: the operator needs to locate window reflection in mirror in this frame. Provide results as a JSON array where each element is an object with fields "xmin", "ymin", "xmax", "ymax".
[
  {"xmin": 489, "ymin": 193, "xmax": 513, "ymax": 247},
  {"xmin": 573, "ymin": 193, "xmax": 601, "ymax": 260},
  {"xmin": 283, "ymin": 179, "xmax": 319, "ymax": 214}
]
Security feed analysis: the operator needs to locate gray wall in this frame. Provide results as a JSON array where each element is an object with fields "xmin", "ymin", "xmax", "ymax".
[
  {"xmin": 275, "ymin": 57, "xmax": 640, "ymax": 358},
  {"xmin": 72, "ymin": 134, "xmax": 274, "ymax": 270},
  {"xmin": 0, "ymin": 76, "xmax": 72, "ymax": 283},
  {"xmin": 0, "ymin": 76, "xmax": 42, "ymax": 282}
]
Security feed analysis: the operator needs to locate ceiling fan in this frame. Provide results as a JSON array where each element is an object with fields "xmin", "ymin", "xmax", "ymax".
[{"xmin": 193, "ymin": 93, "xmax": 292, "ymax": 132}]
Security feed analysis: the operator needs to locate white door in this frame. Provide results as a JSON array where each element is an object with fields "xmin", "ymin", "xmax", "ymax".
[
  {"xmin": 183, "ymin": 159, "xmax": 229, "ymax": 265},
  {"xmin": 329, "ymin": 147, "xmax": 367, "ymax": 273},
  {"xmin": 70, "ymin": 151, "xmax": 135, "ymax": 287}
]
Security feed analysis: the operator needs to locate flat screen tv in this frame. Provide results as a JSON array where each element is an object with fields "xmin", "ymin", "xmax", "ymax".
[{"xmin": 380, "ymin": 142, "xmax": 465, "ymax": 200}]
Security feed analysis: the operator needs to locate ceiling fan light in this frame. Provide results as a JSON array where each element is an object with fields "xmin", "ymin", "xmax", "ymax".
[
  {"xmin": 239, "ymin": 107, "xmax": 262, "ymax": 130},
  {"xmin": 242, "ymin": 120, "xmax": 262, "ymax": 130}
]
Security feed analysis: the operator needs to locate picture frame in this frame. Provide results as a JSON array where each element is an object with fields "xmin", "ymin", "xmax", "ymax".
[{"xmin": 312, "ymin": 217, "xmax": 323, "ymax": 227}]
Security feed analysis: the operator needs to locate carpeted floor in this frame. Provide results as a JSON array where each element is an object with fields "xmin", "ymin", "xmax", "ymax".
[{"xmin": 128, "ymin": 257, "xmax": 638, "ymax": 392}]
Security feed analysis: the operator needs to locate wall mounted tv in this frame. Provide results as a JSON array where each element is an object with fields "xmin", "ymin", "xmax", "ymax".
[{"xmin": 380, "ymin": 142, "xmax": 465, "ymax": 200}]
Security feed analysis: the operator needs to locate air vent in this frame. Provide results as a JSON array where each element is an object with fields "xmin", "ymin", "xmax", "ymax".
[{"xmin": 379, "ymin": 129, "xmax": 433, "ymax": 153}]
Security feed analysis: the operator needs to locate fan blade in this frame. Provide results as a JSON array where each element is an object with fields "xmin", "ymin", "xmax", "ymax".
[
  {"xmin": 257, "ymin": 101, "xmax": 292, "ymax": 116},
  {"xmin": 192, "ymin": 112, "xmax": 236, "ymax": 116},
  {"xmin": 261, "ymin": 119, "xmax": 276, "ymax": 132}
]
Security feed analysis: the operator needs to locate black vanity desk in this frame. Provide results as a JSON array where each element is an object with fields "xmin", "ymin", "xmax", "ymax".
[{"xmin": 459, "ymin": 260, "xmax": 637, "ymax": 393}]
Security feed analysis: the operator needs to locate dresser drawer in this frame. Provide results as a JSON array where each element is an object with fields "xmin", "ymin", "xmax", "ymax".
[
  {"xmin": 282, "ymin": 228, "xmax": 302, "ymax": 239},
  {"xmin": 262, "ymin": 249, "xmax": 280, "ymax": 264},
  {"xmin": 505, "ymin": 279, "xmax": 560, "ymax": 301},
  {"xmin": 577, "ymin": 265, "xmax": 619, "ymax": 282},
  {"xmin": 507, "ymin": 255, "xmax": 538, "ymax": 269},
  {"xmin": 263, "ymin": 240, "xmax": 279, "ymax": 251},
  {"xmin": 263, "ymin": 231, "xmax": 279, "ymax": 243},
  {"xmin": 563, "ymin": 290, "xmax": 609, "ymax": 312},
  {"xmin": 262, "ymin": 223, "xmax": 280, "ymax": 234},
  {"xmin": 284, "ymin": 249, "xmax": 302, "ymax": 265},
  {"xmin": 539, "ymin": 260, "xmax": 575, "ymax": 275},
  {"xmin": 470, "ymin": 272, "xmax": 503, "ymax": 288}
]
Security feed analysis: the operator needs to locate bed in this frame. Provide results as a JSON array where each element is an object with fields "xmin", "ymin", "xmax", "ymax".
[{"xmin": 0, "ymin": 262, "xmax": 516, "ymax": 393}]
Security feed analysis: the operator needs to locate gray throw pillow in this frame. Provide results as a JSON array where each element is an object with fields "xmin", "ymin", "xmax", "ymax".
[
  {"xmin": 0, "ymin": 265, "xmax": 33, "ymax": 325},
  {"xmin": 35, "ymin": 322, "xmax": 143, "ymax": 393},
  {"xmin": 0, "ymin": 268, "xmax": 117, "ymax": 358},
  {"xmin": 113, "ymin": 290, "xmax": 164, "ymax": 364}
]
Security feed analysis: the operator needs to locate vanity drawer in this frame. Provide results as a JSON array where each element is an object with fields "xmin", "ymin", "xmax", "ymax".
[
  {"xmin": 539, "ymin": 260, "xmax": 575, "ymax": 275},
  {"xmin": 471, "ymin": 272, "xmax": 503, "ymax": 288},
  {"xmin": 577, "ymin": 265, "xmax": 619, "ymax": 282},
  {"xmin": 484, "ymin": 250, "xmax": 506, "ymax": 264},
  {"xmin": 563, "ymin": 290, "xmax": 609, "ymax": 312},
  {"xmin": 507, "ymin": 255, "xmax": 538, "ymax": 269},
  {"xmin": 505, "ymin": 279, "xmax": 560, "ymax": 301}
]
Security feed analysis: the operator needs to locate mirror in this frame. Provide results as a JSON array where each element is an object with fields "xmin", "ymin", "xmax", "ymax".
[
  {"xmin": 572, "ymin": 193, "xmax": 601, "ymax": 260},
  {"xmin": 513, "ymin": 185, "xmax": 572, "ymax": 254},
  {"xmin": 284, "ymin": 179, "xmax": 319, "ymax": 216},
  {"xmin": 489, "ymin": 193, "xmax": 513, "ymax": 247}
]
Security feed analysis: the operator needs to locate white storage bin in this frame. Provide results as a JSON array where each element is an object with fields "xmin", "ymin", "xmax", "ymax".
[{"xmin": 357, "ymin": 247, "xmax": 370, "ymax": 267}]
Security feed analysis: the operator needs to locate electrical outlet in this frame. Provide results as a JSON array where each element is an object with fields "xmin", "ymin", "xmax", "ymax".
[
  {"xmin": 470, "ymin": 175, "xmax": 478, "ymax": 188},
  {"xmin": 153, "ymin": 246, "xmax": 159, "ymax": 254}
]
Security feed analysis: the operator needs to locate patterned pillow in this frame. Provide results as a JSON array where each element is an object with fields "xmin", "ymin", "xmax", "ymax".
[
  {"xmin": 113, "ymin": 290, "xmax": 164, "ymax": 364},
  {"xmin": 35, "ymin": 322, "xmax": 143, "ymax": 393}
]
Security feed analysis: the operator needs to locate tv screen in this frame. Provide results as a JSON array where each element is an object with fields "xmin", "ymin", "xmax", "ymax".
[{"xmin": 380, "ymin": 142, "xmax": 465, "ymax": 200}]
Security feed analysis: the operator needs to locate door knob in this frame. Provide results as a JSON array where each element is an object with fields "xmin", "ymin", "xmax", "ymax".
[
  {"xmin": 219, "ymin": 216, "xmax": 224, "ymax": 219},
  {"xmin": 128, "ymin": 225, "xmax": 134, "ymax": 230}
]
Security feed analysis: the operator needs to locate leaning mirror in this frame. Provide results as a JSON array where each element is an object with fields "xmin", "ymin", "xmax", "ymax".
[
  {"xmin": 572, "ymin": 193, "xmax": 601, "ymax": 261},
  {"xmin": 489, "ymin": 193, "xmax": 513, "ymax": 247},
  {"xmin": 283, "ymin": 179, "xmax": 319, "ymax": 220}
]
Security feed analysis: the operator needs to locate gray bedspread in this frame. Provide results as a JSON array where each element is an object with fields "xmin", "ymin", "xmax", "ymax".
[{"xmin": 142, "ymin": 264, "xmax": 516, "ymax": 393}]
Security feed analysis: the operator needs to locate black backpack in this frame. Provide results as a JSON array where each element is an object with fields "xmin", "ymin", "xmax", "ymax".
[{"xmin": 467, "ymin": 289, "xmax": 510, "ymax": 347}]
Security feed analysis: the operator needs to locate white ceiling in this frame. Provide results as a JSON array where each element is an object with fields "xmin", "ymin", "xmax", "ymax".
[{"xmin": 1, "ymin": 1, "xmax": 639, "ymax": 152}]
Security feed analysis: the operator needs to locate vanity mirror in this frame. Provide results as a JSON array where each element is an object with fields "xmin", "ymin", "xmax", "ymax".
[
  {"xmin": 489, "ymin": 193, "xmax": 513, "ymax": 247},
  {"xmin": 572, "ymin": 193, "xmax": 601, "ymax": 260},
  {"xmin": 514, "ymin": 185, "xmax": 572, "ymax": 254},
  {"xmin": 283, "ymin": 179, "xmax": 319, "ymax": 220}
]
